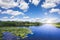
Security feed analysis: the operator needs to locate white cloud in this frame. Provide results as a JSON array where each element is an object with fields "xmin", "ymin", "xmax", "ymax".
[
  {"xmin": 45, "ymin": 0, "xmax": 60, "ymax": 4},
  {"xmin": 0, "ymin": 0, "xmax": 29, "ymax": 12},
  {"xmin": 0, "ymin": 17, "xmax": 59, "ymax": 23},
  {"xmin": 49, "ymin": 8, "xmax": 60, "ymax": 14},
  {"xmin": 24, "ymin": 18, "xmax": 41, "ymax": 22},
  {"xmin": 29, "ymin": 0, "xmax": 40, "ymax": 6},
  {"xmin": 0, "ymin": 18, "xmax": 19, "ymax": 21},
  {"xmin": 41, "ymin": 0, "xmax": 60, "ymax": 8},
  {"xmin": 0, "ymin": 17, "xmax": 41, "ymax": 22},
  {"xmin": 18, "ymin": 0, "xmax": 29, "ymax": 12},
  {"xmin": 0, "ymin": 0, "xmax": 18, "ymax": 9},
  {"xmin": 0, "ymin": 18, "xmax": 23, "ymax": 21},
  {"xmin": 41, "ymin": 3, "xmax": 56, "ymax": 8},
  {"xmin": 1, "ymin": 10, "xmax": 24, "ymax": 16}
]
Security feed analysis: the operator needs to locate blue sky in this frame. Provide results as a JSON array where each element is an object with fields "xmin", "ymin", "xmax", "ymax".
[{"xmin": 0, "ymin": 0, "xmax": 60, "ymax": 23}]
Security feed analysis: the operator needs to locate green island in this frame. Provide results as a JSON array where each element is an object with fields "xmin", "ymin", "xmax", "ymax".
[
  {"xmin": 53, "ymin": 22, "xmax": 60, "ymax": 28},
  {"xmin": 0, "ymin": 27, "xmax": 32, "ymax": 40}
]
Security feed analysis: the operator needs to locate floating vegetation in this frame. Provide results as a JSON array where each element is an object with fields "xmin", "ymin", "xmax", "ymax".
[{"xmin": 0, "ymin": 27, "xmax": 32, "ymax": 40}]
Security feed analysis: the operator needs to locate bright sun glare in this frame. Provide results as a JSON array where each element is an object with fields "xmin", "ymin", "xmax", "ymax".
[
  {"xmin": 45, "ymin": 19, "xmax": 53, "ymax": 23},
  {"xmin": 42, "ymin": 18, "xmax": 56, "ymax": 23}
]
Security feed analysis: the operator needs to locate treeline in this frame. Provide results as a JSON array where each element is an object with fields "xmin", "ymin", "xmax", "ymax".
[
  {"xmin": 55, "ymin": 22, "xmax": 60, "ymax": 25},
  {"xmin": 0, "ymin": 21, "xmax": 42, "ymax": 27}
]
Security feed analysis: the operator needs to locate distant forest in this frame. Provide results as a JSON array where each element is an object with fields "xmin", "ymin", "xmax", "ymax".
[{"xmin": 0, "ymin": 21, "xmax": 42, "ymax": 27}]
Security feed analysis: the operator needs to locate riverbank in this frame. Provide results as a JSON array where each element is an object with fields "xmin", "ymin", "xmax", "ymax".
[
  {"xmin": 54, "ymin": 24, "xmax": 60, "ymax": 28},
  {"xmin": 53, "ymin": 23, "xmax": 60, "ymax": 28}
]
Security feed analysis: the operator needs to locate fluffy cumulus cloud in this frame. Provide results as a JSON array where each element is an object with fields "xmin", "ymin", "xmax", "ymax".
[
  {"xmin": 0, "ymin": 0, "xmax": 18, "ymax": 9},
  {"xmin": 41, "ymin": 3, "xmax": 56, "ymax": 8},
  {"xmin": 41, "ymin": 0, "xmax": 60, "ymax": 8},
  {"xmin": 0, "ymin": 0, "xmax": 29, "ymax": 12},
  {"xmin": 29, "ymin": 0, "xmax": 40, "ymax": 6},
  {"xmin": 49, "ymin": 8, "xmax": 60, "ymax": 14},
  {"xmin": 1, "ymin": 10, "xmax": 24, "ymax": 16},
  {"xmin": 0, "ymin": 0, "xmax": 40, "ymax": 12},
  {"xmin": 18, "ymin": 0, "xmax": 29, "ymax": 11}
]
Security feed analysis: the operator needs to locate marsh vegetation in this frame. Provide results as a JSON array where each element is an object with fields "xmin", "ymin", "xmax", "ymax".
[{"xmin": 0, "ymin": 27, "xmax": 32, "ymax": 40}]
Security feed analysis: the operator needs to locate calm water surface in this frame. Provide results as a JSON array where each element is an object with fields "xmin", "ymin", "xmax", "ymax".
[{"xmin": 3, "ymin": 24, "xmax": 60, "ymax": 40}]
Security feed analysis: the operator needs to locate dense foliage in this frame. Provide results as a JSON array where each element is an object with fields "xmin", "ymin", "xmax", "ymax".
[{"xmin": 0, "ymin": 21, "xmax": 42, "ymax": 27}]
